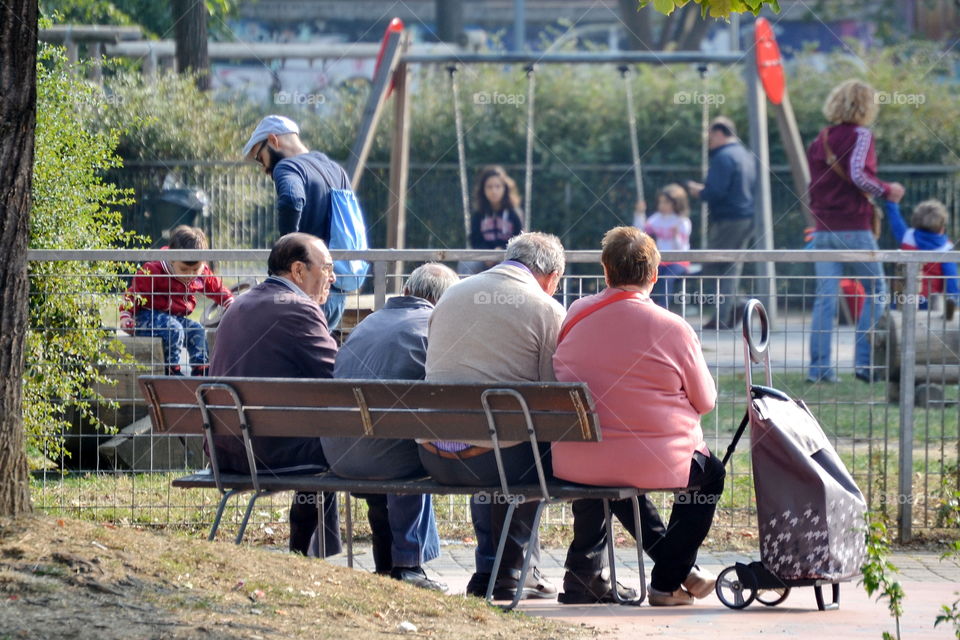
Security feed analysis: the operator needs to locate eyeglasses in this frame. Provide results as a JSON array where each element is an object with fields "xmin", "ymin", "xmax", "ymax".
[
  {"xmin": 253, "ymin": 139, "xmax": 269, "ymax": 168},
  {"xmin": 299, "ymin": 260, "xmax": 334, "ymax": 275}
]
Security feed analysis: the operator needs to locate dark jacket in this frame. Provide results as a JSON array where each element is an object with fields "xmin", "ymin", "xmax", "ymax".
[
  {"xmin": 333, "ymin": 296, "xmax": 433, "ymax": 380},
  {"xmin": 321, "ymin": 296, "xmax": 434, "ymax": 478},
  {"xmin": 701, "ymin": 141, "xmax": 756, "ymax": 221},
  {"xmin": 807, "ymin": 123, "xmax": 891, "ymax": 232},
  {"xmin": 273, "ymin": 151, "xmax": 350, "ymax": 240},
  {"xmin": 469, "ymin": 208, "xmax": 523, "ymax": 250},
  {"xmin": 209, "ymin": 277, "xmax": 337, "ymax": 473}
]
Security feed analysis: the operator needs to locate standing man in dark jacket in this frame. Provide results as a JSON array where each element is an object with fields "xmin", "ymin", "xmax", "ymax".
[
  {"xmin": 210, "ymin": 232, "xmax": 341, "ymax": 558},
  {"xmin": 322, "ymin": 263, "xmax": 459, "ymax": 591},
  {"xmin": 688, "ymin": 117, "xmax": 757, "ymax": 330},
  {"xmin": 242, "ymin": 115, "xmax": 357, "ymax": 330}
]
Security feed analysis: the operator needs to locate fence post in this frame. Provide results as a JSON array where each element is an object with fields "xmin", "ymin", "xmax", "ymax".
[
  {"xmin": 898, "ymin": 261, "xmax": 919, "ymax": 543},
  {"xmin": 373, "ymin": 260, "xmax": 387, "ymax": 311}
]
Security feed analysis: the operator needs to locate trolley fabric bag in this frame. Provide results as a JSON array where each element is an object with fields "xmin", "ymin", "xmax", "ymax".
[{"xmin": 748, "ymin": 387, "xmax": 866, "ymax": 581}]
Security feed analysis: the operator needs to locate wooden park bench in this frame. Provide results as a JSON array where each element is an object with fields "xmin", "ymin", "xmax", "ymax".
[{"xmin": 140, "ymin": 375, "xmax": 677, "ymax": 608}]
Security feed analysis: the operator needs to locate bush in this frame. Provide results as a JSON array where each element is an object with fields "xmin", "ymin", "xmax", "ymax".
[{"xmin": 26, "ymin": 44, "xmax": 139, "ymax": 464}]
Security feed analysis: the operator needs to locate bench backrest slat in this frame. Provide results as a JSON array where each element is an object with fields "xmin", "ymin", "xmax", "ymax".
[{"xmin": 140, "ymin": 376, "xmax": 601, "ymax": 443}]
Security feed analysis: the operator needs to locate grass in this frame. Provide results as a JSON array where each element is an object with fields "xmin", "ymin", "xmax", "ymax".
[{"xmin": 0, "ymin": 514, "xmax": 587, "ymax": 640}]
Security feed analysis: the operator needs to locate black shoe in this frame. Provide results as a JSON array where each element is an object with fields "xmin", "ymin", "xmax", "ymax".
[
  {"xmin": 558, "ymin": 572, "xmax": 638, "ymax": 604},
  {"xmin": 389, "ymin": 566, "xmax": 448, "ymax": 592},
  {"xmin": 491, "ymin": 567, "xmax": 557, "ymax": 601},
  {"xmin": 855, "ymin": 370, "xmax": 875, "ymax": 383},
  {"xmin": 465, "ymin": 572, "xmax": 492, "ymax": 597}
]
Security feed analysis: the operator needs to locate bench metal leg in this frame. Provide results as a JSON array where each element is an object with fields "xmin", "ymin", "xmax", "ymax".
[
  {"xmin": 506, "ymin": 499, "xmax": 546, "ymax": 611},
  {"xmin": 318, "ymin": 492, "xmax": 326, "ymax": 558},
  {"xmin": 345, "ymin": 492, "xmax": 354, "ymax": 569},
  {"xmin": 235, "ymin": 491, "xmax": 265, "ymax": 544},
  {"xmin": 486, "ymin": 498, "xmax": 547, "ymax": 612},
  {"xmin": 486, "ymin": 500, "xmax": 515, "ymax": 605},
  {"xmin": 604, "ymin": 497, "xmax": 645, "ymax": 605},
  {"xmin": 209, "ymin": 489, "xmax": 241, "ymax": 542}
]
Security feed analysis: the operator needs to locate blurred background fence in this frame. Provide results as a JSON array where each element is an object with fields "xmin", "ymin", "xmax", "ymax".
[
  {"xmin": 111, "ymin": 161, "xmax": 960, "ymax": 256},
  {"xmin": 25, "ymin": 249, "xmax": 960, "ymax": 545}
]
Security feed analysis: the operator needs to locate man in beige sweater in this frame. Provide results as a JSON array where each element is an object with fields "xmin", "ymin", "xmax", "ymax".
[{"xmin": 419, "ymin": 232, "xmax": 565, "ymax": 601}]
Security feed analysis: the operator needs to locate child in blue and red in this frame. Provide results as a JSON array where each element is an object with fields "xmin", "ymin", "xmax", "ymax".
[
  {"xmin": 120, "ymin": 225, "xmax": 233, "ymax": 375},
  {"xmin": 885, "ymin": 198, "xmax": 959, "ymax": 311},
  {"xmin": 644, "ymin": 183, "xmax": 692, "ymax": 309}
]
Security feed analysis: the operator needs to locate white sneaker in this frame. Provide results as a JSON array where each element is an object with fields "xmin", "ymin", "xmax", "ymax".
[
  {"xmin": 682, "ymin": 566, "xmax": 717, "ymax": 599},
  {"xmin": 648, "ymin": 586, "xmax": 695, "ymax": 606}
]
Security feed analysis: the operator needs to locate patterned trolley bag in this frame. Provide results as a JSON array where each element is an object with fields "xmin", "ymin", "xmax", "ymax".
[
  {"xmin": 716, "ymin": 299, "xmax": 867, "ymax": 610},
  {"xmin": 748, "ymin": 386, "xmax": 867, "ymax": 581}
]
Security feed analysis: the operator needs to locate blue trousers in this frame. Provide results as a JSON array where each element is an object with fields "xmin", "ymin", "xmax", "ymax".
[
  {"xmin": 134, "ymin": 310, "xmax": 207, "ymax": 369},
  {"xmin": 808, "ymin": 230, "xmax": 887, "ymax": 382},
  {"xmin": 651, "ymin": 263, "xmax": 689, "ymax": 310},
  {"xmin": 321, "ymin": 436, "xmax": 440, "ymax": 569},
  {"xmin": 322, "ymin": 291, "xmax": 346, "ymax": 331}
]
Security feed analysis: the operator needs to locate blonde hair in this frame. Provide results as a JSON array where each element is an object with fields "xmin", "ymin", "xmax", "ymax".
[
  {"xmin": 822, "ymin": 80, "xmax": 879, "ymax": 126},
  {"xmin": 911, "ymin": 199, "xmax": 949, "ymax": 234}
]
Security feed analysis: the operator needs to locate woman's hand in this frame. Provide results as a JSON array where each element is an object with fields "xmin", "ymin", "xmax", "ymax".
[{"xmin": 887, "ymin": 182, "xmax": 905, "ymax": 203}]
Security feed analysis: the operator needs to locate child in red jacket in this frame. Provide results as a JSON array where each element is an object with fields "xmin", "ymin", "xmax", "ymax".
[{"xmin": 120, "ymin": 226, "xmax": 233, "ymax": 375}]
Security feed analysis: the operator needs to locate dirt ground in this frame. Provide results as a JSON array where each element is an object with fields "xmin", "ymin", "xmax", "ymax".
[{"xmin": 0, "ymin": 514, "xmax": 591, "ymax": 640}]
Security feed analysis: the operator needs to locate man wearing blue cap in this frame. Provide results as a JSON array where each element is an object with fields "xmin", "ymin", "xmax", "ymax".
[{"xmin": 243, "ymin": 115, "xmax": 353, "ymax": 329}]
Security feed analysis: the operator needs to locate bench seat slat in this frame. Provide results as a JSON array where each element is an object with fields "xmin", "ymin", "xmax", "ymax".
[{"xmin": 171, "ymin": 471, "xmax": 652, "ymax": 501}]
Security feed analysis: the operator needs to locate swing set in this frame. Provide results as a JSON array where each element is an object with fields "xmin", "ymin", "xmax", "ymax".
[{"xmin": 348, "ymin": 19, "xmax": 809, "ymax": 320}]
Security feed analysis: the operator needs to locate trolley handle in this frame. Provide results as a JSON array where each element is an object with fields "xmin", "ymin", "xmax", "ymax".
[{"xmin": 741, "ymin": 298, "xmax": 769, "ymax": 364}]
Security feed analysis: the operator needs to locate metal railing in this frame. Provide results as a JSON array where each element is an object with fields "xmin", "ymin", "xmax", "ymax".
[{"xmin": 25, "ymin": 248, "xmax": 960, "ymax": 543}]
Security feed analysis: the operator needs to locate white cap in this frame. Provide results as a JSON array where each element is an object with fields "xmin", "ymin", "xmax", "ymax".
[{"xmin": 242, "ymin": 115, "xmax": 300, "ymax": 159}]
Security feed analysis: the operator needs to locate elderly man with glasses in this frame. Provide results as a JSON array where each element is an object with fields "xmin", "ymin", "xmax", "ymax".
[{"xmin": 210, "ymin": 232, "xmax": 342, "ymax": 559}]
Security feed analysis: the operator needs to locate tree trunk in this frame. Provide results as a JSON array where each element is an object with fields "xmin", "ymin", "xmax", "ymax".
[
  {"xmin": 0, "ymin": 0, "xmax": 38, "ymax": 516},
  {"xmin": 436, "ymin": 0, "xmax": 464, "ymax": 44},
  {"xmin": 618, "ymin": 0, "xmax": 653, "ymax": 50},
  {"xmin": 172, "ymin": 0, "xmax": 210, "ymax": 91}
]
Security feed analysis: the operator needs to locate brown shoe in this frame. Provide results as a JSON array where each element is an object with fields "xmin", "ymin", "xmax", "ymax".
[{"xmin": 648, "ymin": 586, "xmax": 695, "ymax": 606}]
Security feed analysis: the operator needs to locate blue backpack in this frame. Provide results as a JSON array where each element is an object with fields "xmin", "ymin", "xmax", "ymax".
[{"xmin": 328, "ymin": 188, "xmax": 369, "ymax": 292}]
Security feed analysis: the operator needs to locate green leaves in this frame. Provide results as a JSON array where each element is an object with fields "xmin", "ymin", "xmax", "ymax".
[
  {"xmin": 26, "ymin": 44, "xmax": 140, "ymax": 465},
  {"xmin": 639, "ymin": 0, "xmax": 780, "ymax": 18},
  {"xmin": 861, "ymin": 513, "xmax": 904, "ymax": 639}
]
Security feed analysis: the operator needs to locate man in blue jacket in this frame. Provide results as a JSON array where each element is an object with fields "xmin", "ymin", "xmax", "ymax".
[
  {"xmin": 321, "ymin": 263, "xmax": 459, "ymax": 591},
  {"xmin": 242, "ymin": 115, "xmax": 355, "ymax": 329},
  {"xmin": 688, "ymin": 117, "xmax": 757, "ymax": 330}
]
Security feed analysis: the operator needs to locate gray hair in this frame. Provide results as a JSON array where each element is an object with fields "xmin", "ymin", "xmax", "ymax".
[
  {"xmin": 403, "ymin": 263, "xmax": 460, "ymax": 304},
  {"xmin": 505, "ymin": 232, "xmax": 565, "ymax": 277}
]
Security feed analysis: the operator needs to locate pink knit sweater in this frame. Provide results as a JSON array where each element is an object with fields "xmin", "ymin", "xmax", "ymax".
[{"xmin": 551, "ymin": 288, "xmax": 716, "ymax": 489}]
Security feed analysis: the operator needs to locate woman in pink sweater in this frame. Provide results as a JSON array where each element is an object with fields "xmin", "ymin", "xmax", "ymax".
[{"xmin": 551, "ymin": 226, "xmax": 725, "ymax": 606}]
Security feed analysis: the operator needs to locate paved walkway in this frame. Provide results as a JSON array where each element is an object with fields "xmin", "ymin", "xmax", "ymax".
[{"xmin": 329, "ymin": 543, "xmax": 960, "ymax": 639}]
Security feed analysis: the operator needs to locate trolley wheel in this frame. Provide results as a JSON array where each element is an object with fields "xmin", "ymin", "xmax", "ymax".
[
  {"xmin": 756, "ymin": 587, "xmax": 791, "ymax": 606},
  {"xmin": 716, "ymin": 565, "xmax": 757, "ymax": 609}
]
